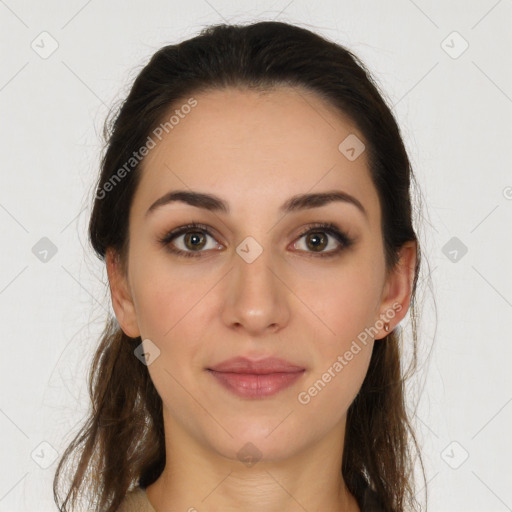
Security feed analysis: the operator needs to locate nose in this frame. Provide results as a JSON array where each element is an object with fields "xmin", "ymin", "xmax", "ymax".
[{"xmin": 220, "ymin": 242, "xmax": 290, "ymax": 337}]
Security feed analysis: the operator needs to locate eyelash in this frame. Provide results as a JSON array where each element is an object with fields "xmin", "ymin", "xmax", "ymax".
[{"xmin": 157, "ymin": 222, "xmax": 355, "ymax": 259}]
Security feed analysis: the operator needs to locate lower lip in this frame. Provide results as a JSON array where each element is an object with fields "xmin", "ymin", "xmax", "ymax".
[{"xmin": 207, "ymin": 370, "xmax": 305, "ymax": 399}]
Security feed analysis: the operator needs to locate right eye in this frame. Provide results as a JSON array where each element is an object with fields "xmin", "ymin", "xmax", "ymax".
[{"xmin": 157, "ymin": 223, "xmax": 223, "ymax": 258}]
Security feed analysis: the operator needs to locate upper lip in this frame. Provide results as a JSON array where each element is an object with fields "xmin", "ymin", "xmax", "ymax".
[{"xmin": 207, "ymin": 356, "xmax": 305, "ymax": 374}]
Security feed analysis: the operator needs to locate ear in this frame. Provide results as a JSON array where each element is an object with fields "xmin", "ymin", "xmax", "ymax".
[
  {"xmin": 375, "ymin": 240, "xmax": 417, "ymax": 340},
  {"xmin": 106, "ymin": 247, "xmax": 141, "ymax": 338}
]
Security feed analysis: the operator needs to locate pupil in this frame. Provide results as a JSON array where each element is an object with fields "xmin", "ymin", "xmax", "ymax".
[
  {"xmin": 186, "ymin": 232, "xmax": 205, "ymax": 250},
  {"xmin": 308, "ymin": 232, "xmax": 326, "ymax": 251}
]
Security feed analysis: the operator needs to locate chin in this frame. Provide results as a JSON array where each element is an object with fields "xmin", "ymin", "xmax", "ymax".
[{"xmin": 205, "ymin": 420, "xmax": 310, "ymax": 466}]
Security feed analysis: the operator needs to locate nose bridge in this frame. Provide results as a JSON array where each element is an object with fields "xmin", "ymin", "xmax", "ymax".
[
  {"xmin": 236, "ymin": 238, "xmax": 276, "ymax": 292},
  {"xmin": 221, "ymin": 235, "xmax": 289, "ymax": 333}
]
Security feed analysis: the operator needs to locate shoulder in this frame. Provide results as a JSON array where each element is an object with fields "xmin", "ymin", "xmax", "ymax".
[{"xmin": 117, "ymin": 486, "xmax": 157, "ymax": 512}]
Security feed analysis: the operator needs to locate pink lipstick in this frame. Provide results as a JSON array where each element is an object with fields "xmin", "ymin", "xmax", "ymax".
[{"xmin": 206, "ymin": 356, "xmax": 305, "ymax": 399}]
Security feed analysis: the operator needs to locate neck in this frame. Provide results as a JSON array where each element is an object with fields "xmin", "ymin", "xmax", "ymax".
[{"xmin": 145, "ymin": 410, "xmax": 360, "ymax": 512}]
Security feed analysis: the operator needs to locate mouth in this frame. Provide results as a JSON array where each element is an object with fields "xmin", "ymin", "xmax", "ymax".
[
  {"xmin": 206, "ymin": 369, "xmax": 305, "ymax": 399},
  {"xmin": 206, "ymin": 356, "xmax": 306, "ymax": 399}
]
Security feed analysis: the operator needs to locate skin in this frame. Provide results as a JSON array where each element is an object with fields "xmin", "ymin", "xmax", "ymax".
[{"xmin": 107, "ymin": 85, "xmax": 417, "ymax": 512}]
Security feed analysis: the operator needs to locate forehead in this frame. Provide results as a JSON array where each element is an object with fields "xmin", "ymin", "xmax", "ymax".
[{"xmin": 131, "ymin": 85, "xmax": 380, "ymax": 225}]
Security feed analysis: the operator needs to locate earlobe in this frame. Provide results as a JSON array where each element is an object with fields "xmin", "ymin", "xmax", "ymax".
[
  {"xmin": 376, "ymin": 241, "xmax": 417, "ymax": 339},
  {"xmin": 106, "ymin": 248, "xmax": 141, "ymax": 338}
]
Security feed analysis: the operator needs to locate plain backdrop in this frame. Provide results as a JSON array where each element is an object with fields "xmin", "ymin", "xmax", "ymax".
[{"xmin": 1, "ymin": 1, "xmax": 511, "ymax": 511}]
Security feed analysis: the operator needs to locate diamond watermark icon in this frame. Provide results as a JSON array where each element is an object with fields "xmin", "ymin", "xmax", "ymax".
[
  {"xmin": 237, "ymin": 442, "xmax": 262, "ymax": 468},
  {"xmin": 134, "ymin": 339, "xmax": 161, "ymax": 366},
  {"xmin": 441, "ymin": 441, "xmax": 469, "ymax": 469},
  {"xmin": 31, "ymin": 31, "xmax": 59, "ymax": 59},
  {"xmin": 441, "ymin": 31, "xmax": 469, "ymax": 59},
  {"xmin": 32, "ymin": 237, "xmax": 58, "ymax": 263},
  {"xmin": 236, "ymin": 236, "xmax": 263, "ymax": 264},
  {"xmin": 31, "ymin": 441, "xmax": 59, "ymax": 469},
  {"xmin": 442, "ymin": 236, "xmax": 468, "ymax": 263},
  {"xmin": 338, "ymin": 134, "xmax": 365, "ymax": 161}
]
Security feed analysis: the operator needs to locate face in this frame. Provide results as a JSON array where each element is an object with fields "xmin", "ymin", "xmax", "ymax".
[{"xmin": 107, "ymin": 86, "xmax": 415, "ymax": 464}]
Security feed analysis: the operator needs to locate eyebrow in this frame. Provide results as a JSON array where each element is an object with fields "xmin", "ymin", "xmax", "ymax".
[{"xmin": 145, "ymin": 189, "xmax": 368, "ymax": 219}]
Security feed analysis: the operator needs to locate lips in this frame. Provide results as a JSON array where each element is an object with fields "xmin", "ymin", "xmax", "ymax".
[
  {"xmin": 207, "ymin": 356, "xmax": 305, "ymax": 374},
  {"xmin": 206, "ymin": 356, "xmax": 306, "ymax": 399}
]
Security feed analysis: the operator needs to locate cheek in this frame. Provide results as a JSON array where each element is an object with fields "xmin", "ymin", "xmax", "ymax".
[
  {"xmin": 296, "ymin": 262, "xmax": 382, "ymax": 343},
  {"xmin": 131, "ymin": 266, "xmax": 209, "ymax": 417},
  {"xmin": 297, "ymin": 336, "xmax": 374, "ymax": 422},
  {"xmin": 293, "ymin": 263, "xmax": 380, "ymax": 409},
  {"xmin": 129, "ymin": 252, "xmax": 210, "ymax": 341}
]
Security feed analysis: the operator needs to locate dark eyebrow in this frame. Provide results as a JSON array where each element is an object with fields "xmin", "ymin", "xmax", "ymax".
[{"xmin": 145, "ymin": 189, "xmax": 367, "ymax": 219}]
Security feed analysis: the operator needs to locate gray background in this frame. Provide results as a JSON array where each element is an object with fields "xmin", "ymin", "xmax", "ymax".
[{"xmin": 0, "ymin": 1, "xmax": 511, "ymax": 511}]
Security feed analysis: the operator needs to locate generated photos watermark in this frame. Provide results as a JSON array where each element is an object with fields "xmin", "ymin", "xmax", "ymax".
[
  {"xmin": 95, "ymin": 97, "xmax": 198, "ymax": 200},
  {"xmin": 297, "ymin": 301, "xmax": 402, "ymax": 405}
]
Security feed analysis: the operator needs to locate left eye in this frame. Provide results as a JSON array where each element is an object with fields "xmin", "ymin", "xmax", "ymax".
[{"xmin": 293, "ymin": 230, "xmax": 340, "ymax": 253}]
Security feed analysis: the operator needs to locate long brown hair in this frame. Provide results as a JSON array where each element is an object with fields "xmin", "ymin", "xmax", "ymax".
[{"xmin": 54, "ymin": 20, "xmax": 428, "ymax": 512}]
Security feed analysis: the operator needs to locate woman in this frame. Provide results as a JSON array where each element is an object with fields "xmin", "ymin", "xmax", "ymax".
[{"xmin": 53, "ymin": 20, "xmax": 427, "ymax": 512}]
